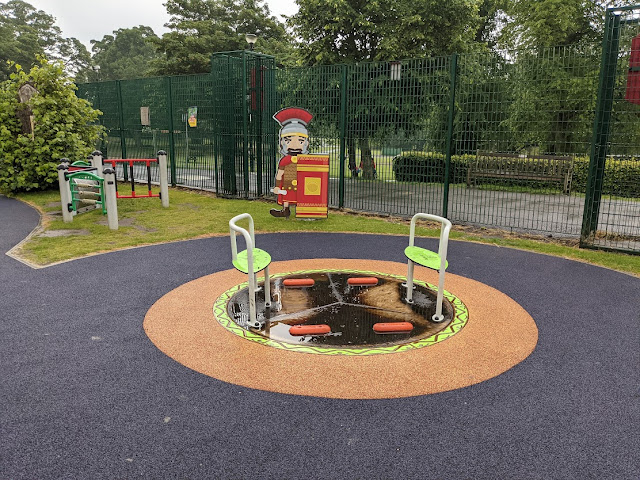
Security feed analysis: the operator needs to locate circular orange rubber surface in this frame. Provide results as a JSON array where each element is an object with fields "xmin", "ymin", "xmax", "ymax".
[{"xmin": 144, "ymin": 259, "xmax": 538, "ymax": 399}]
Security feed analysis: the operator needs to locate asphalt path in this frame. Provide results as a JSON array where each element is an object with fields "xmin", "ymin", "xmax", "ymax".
[{"xmin": 1, "ymin": 195, "xmax": 638, "ymax": 479}]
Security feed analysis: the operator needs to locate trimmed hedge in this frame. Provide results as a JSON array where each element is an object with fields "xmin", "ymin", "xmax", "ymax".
[
  {"xmin": 392, "ymin": 151, "xmax": 475, "ymax": 184},
  {"xmin": 393, "ymin": 151, "xmax": 640, "ymax": 198}
]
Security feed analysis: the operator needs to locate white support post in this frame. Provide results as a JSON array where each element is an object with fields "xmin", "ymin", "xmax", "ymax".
[
  {"xmin": 432, "ymin": 222, "xmax": 450, "ymax": 322},
  {"xmin": 91, "ymin": 150, "xmax": 103, "ymax": 178},
  {"xmin": 102, "ymin": 167, "xmax": 119, "ymax": 230},
  {"xmin": 57, "ymin": 161, "xmax": 74, "ymax": 223},
  {"xmin": 405, "ymin": 260, "xmax": 415, "ymax": 303},
  {"xmin": 263, "ymin": 265, "xmax": 271, "ymax": 308},
  {"xmin": 157, "ymin": 150, "xmax": 169, "ymax": 208}
]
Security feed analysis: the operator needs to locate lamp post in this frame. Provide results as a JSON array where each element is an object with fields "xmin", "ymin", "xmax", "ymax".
[
  {"xmin": 92, "ymin": 65, "xmax": 101, "ymax": 82},
  {"xmin": 245, "ymin": 33, "xmax": 257, "ymax": 51}
]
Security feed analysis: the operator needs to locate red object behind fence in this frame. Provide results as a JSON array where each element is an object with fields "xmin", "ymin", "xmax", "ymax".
[
  {"xmin": 103, "ymin": 159, "xmax": 159, "ymax": 199},
  {"xmin": 626, "ymin": 34, "xmax": 640, "ymax": 105}
]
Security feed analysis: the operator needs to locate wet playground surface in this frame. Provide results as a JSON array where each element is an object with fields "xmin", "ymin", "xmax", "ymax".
[
  {"xmin": 3, "ymin": 192, "xmax": 638, "ymax": 478},
  {"xmin": 226, "ymin": 271, "xmax": 454, "ymax": 348}
]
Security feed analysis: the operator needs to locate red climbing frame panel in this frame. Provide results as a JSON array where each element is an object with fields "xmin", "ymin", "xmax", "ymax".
[{"xmin": 625, "ymin": 34, "xmax": 640, "ymax": 105}]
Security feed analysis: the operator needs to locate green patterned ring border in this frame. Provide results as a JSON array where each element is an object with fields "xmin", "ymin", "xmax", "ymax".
[{"xmin": 212, "ymin": 269, "xmax": 469, "ymax": 356}]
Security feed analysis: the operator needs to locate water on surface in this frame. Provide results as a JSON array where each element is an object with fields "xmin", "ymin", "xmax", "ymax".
[{"xmin": 227, "ymin": 272, "xmax": 454, "ymax": 348}]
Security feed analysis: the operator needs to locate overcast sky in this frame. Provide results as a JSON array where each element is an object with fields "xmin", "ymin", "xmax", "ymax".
[{"xmin": 17, "ymin": 0, "xmax": 298, "ymax": 49}]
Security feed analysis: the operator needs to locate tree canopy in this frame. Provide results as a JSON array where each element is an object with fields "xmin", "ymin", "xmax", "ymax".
[
  {"xmin": 151, "ymin": 0, "xmax": 296, "ymax": 75},
  {"xmin": 499, "ymin": 0, "xmax": 637, "ymax": 48},
  {"xmin": 0, "ymin": 0, "xmax": 90, "ymax": 81},
  {"xmin": 83, "ymin": 26, "xmax": 161, "ymax": 82},
  {"xmin": 288, "ymin": 0, "xmax": 484, "ymax": 65}
]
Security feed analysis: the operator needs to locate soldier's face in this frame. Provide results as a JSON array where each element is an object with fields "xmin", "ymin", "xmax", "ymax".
[{"xmin": 281, "ymin": 135, "xmax": 308, "ymax": 154}]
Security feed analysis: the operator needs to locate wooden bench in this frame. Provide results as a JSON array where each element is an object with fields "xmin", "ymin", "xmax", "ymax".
[{"xmin": 467, "ymin": 151, "xmax": 574, "ymax": 195}]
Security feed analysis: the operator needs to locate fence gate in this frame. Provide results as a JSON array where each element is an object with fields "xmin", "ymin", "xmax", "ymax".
[
  {"xmin": 581, "ymin": 6, "xmax": 640, "ymax": 253},
  {"xmin": 210, "ymin": 51, "xmax": 278, "ymax": 198}
]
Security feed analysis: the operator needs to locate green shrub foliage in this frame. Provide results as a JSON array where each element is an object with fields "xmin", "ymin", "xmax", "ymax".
[{"xmin": 0, "ymin": 58, "xmax": 103, "ymax": 193}]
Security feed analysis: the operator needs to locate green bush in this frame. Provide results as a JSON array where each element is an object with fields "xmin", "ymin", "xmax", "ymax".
[
  {"xmin": 393, "ymin": 151, "xmax": 640, "ymax": 198},
  {"xmin": 0, "ymin": 58, "xmax": 104, "ymax": 194},
  {"xmin": 571, "ymin": 155, "xmax": 640, "ymax": 198},
  {"xmin": 392, "ymin": 151, "xmax": 474, "ymax": 183}
]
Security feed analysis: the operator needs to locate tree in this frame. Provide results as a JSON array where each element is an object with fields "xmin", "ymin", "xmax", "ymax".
[
  {"xmin": 0, "ymin": 58, "xmax": 104, "ymax": 193},
  {"xmin": 499, "ymin": 0, "xmax": 637, "ymax": 49},
  {"xmin": 0, "ymin": 1, "xmax": 91, "ymax": 81},
  {"xmin": 288, "ymin": 0, "xmax": 484, "ymax": 178},
  {"xmin": 151, "ymin": 0, "xmax": 295, "ymax": 75},
  {"xmin": 60, "ymin": 37, "xmax": 93, "ymax": 83},
  {"xmin": 474, "ymin": 0, "xmax": 509, "ymax": 49},
  {"xmin": 81, "ymin": 26, "xmax": 161, "ymax": 82},
  {"xmin": 0, "ymin": 0, "xmax": 59, "ymax": 79},
  {"xmin": 289, "ymin": 0, "xmax": 483, "ymax": 65}
]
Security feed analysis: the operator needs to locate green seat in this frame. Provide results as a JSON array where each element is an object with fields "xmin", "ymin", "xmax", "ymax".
[
  {"xmin": 404, "ymin": 246, "xmax": 448, "ymax": 271},
  {"xmin": 233, "ymin": 248, "xmax": 272, "ymax": 274},
  {"xmin": 229, "ymin": 213, "xmax": 272, "ymax": 329},
  {"xmin": 404, "ymin": 213, "xmax": 452, "ymax": 323}
]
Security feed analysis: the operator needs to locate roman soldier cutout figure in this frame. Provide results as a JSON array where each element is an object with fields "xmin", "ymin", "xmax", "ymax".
[{"xmin": 270, "ymin": 107, "xmax": 313, "ymax": 218}]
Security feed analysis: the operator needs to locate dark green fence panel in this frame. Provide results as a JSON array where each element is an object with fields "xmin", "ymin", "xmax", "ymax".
[
  {"xmin": 448, "ymin": 46, "xmax": 600, "ymax": 237},
  {"xmin": 210, "ymin": 51, "xmax": 277, "ymax": 198},
  {"xmin": 276, "ymin": 64, "xmax": 343, "ymax": 208},
  {"xmin": 76, "ymin": 19, "xmax": 640, "ymax": 253},
  {"xmin": 581, "ymin": 6, "xmax": 640, "ymax": 253}
]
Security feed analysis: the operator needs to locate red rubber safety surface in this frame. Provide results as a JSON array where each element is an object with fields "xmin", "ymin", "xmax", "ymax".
[
  {"xmin": 283, "ymin": 278, "xmax": 315, "ymax": 287},
  {"xmin": 347, "ymin": 277, "xmax": 379, "ymax": 285},
  {"xmin": 373, "ymin": 322, "xmax": 414, "ymax": 333},
  {"xmin": 289, "ymin": 324, "xmax": 331, "ymax": 336}
]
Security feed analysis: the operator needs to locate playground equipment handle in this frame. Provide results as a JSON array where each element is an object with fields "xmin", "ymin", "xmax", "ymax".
[
  {"xmin": 229, "ymin": 213, "xmax": 256, "ymax": 270},
  {"xmin": 408, "ymin": 213, "xmax": 452, "ymax": 272}
]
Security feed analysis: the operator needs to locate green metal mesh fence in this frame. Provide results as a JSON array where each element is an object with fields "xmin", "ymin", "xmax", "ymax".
[
  {"xmin": 76, "ymin": 17, "xmax": 640, "ymax": 253},
  {"xmin": 581, "ymin": 6, "xmax": 640, "ymax": 252}
]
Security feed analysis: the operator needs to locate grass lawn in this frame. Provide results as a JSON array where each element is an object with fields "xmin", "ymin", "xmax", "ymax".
[{"xmin": 8, "ymin": 187, "xmax": 640, "ymax": 276}]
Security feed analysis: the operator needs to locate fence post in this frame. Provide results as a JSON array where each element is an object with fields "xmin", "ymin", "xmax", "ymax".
[
  {"xmin": 443, "ymin": 53, "xmax": 458, "ymax": 219},
  {"xmin": 91, "ymin": 150, "xmax": 103, "ymax": 178},
  {"xmin": 102, "ymin": 167, "xmax": 119, "ymax": 230},
  {"xmin": 242, "ymin": 52, "xmax": 250, "ymax": 195},
  {"xmin": 338, "ymin": 65, "xmax": 348, "ymax": 209},
  {"xmin": 57, "ymin": 161, "xmax": 73, "ymax": 223},
  {"xmin": 165, "ymin": 76, "xmax": 177, "ymax": 186},
  {"xmin": 581, "ymin": 9, "xmax": 621, "ymax": 243},
  {"xmin": 157, "ymin": 150, "xmax": 170, "ymax": 208},
  {"xmin": 116, "ymin": 80, "xmax": 127, "ymax": 161}
]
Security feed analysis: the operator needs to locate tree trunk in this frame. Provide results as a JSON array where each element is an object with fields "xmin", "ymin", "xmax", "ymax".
[
  {"xmin": 359, "ymin": 138, "xmax": 375, "ymax": 180},
  {"xmin": 347, "ymin": 136, "xmax": 358, "ymax": 177}
]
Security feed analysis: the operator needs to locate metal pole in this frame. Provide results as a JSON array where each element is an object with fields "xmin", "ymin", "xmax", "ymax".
[
  {"xmin": 242, "ymin": 52, "xmax": 250, "ymax": 195},
  {"xmin": 165, "ymin": 76, "xmax": 177, "ymax": 186},
  {"xmin": 581, "ymin": 10, "xmax": 621, "ymax": 243},
  {"xmin": 256, "ymin": 62, "xmax": 264, "ymax": 197},
  {"xmin": 443, "ymin": 53, "xmax": 458, "ymax": 218},
  {"xmin": 338, "ymin": 65, "xmax": 348, "ymax": 208},
  {"xmin": 116, "ymin": 80, "xmax": 128, "ymax": 161}
]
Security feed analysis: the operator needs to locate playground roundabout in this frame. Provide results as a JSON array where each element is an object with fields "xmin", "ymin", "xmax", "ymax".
[{"xmin": 144, "ymin": 258, "xmax": 538, "ymax": 399}]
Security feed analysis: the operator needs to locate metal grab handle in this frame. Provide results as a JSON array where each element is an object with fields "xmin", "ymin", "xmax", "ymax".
[
  {"xmin": 229, "ymin": 213, "xmax": 256, "ymax": 272},
  {"xmin": 406, "ymin": 213, "xmax": 452, "ymax": 322},
  {"xmin": 408, "ymin": 213, "xmax": 452, "ymax": 274},
  {"xmin": 229, "ymin": 213, "xmax": 261, "ymax": 327}
]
